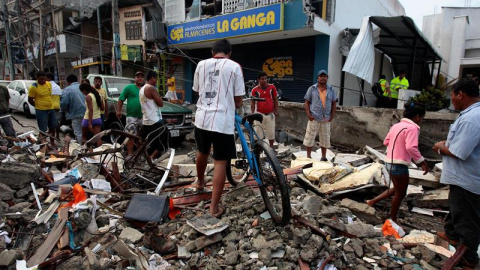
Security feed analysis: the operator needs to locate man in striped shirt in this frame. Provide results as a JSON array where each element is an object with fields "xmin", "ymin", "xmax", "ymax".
[{"xmin": 193, "ymin": 39, "xmax": 246, "ymax": 218}]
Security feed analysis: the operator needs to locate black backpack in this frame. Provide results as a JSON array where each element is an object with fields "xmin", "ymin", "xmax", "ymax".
[{"xmin": 371, "ymin": 82, "xmax": 383, "ymax": 97}]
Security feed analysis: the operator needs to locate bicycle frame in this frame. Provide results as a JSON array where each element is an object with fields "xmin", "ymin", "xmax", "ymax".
[{"xmin": 233, "ymin": 112, "xmax": 264, "ymax": 185}]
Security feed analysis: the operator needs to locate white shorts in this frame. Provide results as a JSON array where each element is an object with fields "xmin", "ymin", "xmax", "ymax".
[
  {"xmin": 303, "ymin": 120, "xmax": 331, "ymax": 148},
  {"xmin": 125, "ymin": 117, "xmax": 143, "ymax": 135},
  {"xmin": 165, "ymin": 91, "xmax": 178, "ymax": 101},
  {"xmin": 253, "ymin": 113, "xmax": 276, "ymax": 141}
]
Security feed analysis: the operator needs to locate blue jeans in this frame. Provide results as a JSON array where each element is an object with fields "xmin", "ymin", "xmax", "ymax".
[
  {"xmin": 35, "ymin": 109, "xmax": 57, "ymax": 132},
  {"xmin": 71, "ymin": 118, "xmax": 82, "ymax": 143},
  {"xmin": 385, "ymin": 163, "xmax": 409, "ymax": 176}
]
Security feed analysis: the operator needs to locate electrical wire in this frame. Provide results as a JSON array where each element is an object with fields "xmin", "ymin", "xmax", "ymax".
[{"xmin": 7, "ymin": 5, "xmax": 456, "ymax": 108}]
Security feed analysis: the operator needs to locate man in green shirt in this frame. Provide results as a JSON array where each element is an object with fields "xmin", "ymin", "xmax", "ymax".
[{"xmin": 116, "ymin": 71, "xmax": 144, "ymax": 156}]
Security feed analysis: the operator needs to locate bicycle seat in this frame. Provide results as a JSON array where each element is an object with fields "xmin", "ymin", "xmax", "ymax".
[{"xmin": 242, "ymin": 113, "xmax": 263, "ymax": 125}]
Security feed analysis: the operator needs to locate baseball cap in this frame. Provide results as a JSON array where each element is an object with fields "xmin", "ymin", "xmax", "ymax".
[
  {"xmin": 135, "ymin": 71, "xmax": 144, "ymax": 77},
  {"xmin": 317, "ymin": 70, "xmax": 328, "ymax": 76}
]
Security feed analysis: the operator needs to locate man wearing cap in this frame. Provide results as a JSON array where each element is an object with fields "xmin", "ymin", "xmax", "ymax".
[
  {"xmin": 117, "ymin": 71, "xmax": 144, "ymax": 156},
  {"xmin": 303, "ymin": 70, "xmax": 336, "ymax": 161}
]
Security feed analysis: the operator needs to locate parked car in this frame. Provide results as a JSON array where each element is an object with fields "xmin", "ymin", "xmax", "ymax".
[
  {"xmin": 85, "ymin": 74, "xmax": 194, "ymax": 145},
  {"xmin": 0, "ymin": 80, "xmax": 11, "ymax": 87},
  {"xmin": 7, "ymin": 80, "xmax": 36, "ymax": 117}
]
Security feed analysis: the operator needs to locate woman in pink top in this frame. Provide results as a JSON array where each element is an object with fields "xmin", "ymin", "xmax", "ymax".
[{"xmin": 367, "ymin": 103, "xmax": 429, "ymax": 222}]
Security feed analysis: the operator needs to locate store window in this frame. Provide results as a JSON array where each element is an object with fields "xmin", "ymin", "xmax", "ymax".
[{"xmin": 125, "ymin": 20, "xmax": 142, "ymax": 40}]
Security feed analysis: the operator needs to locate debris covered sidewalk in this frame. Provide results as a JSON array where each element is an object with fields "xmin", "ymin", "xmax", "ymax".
[{"xmin": 0, "ymin": 129, "xmax": 477, "ymax": 270}]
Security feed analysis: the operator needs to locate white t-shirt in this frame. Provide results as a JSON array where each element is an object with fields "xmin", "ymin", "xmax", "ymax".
[
  {"xmin": 193, "ymin": 57, "xmax": 245, "ymax": 135},
  {"xmin": 50, "ymin": 81, "xmax": 62, "ymax": 96}
]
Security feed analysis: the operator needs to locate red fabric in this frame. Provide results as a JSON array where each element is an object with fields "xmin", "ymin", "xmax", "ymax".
[
  {"xmin": 168, "ymin": 198, "xmax": 181, "ymax": 220},
  {"xmin": 251, "ymin": 84, "xmax": 277, "ymax": 114}
]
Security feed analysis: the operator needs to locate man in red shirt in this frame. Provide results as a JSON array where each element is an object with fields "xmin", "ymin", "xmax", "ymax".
[{"xmin": 251, "ymin": 71, "xmax": 278, "ymax": 147}]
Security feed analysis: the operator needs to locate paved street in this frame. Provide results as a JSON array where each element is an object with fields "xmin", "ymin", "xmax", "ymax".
[{"xmin": 9, "ymin": 111, "xmax": 39, "ymax": 135}]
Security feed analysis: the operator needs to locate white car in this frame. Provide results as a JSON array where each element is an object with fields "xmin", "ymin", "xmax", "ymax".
[{"xmin": 7, "ymin": 80, "xmax": 36, "ymax": 117}]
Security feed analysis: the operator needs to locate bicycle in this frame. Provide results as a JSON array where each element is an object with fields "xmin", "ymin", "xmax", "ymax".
[{"xmin": 226, "ymin": 97, "xmax": 291, "ymax": 225}]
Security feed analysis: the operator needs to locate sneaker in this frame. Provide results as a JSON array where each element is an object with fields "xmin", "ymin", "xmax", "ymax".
[{"xmin": 320, "ymin": 157, "xmax": 328, "ymax": 162}]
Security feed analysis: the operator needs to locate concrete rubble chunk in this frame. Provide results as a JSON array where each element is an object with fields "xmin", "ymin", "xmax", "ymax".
[
  {"xmin": 334, "ymin": 153, "xmax": 371, "ymax": 167},
  {"xmin": 224, "ymin": 250, "xmax": 239, "ymax": 265},
  {"xmin": 317, "ymin": 218, "xmax": 346, "ymax": 232},
  {"xmin": 345, "ymin": 222, "xmax": 379, "ymax": 238},
  {"xmin": 301, "ymin": 195, "xmax": 323, "ymax": 214},
  {"xmin": 413, "ymin": 188, "xmax": 449, "ymax": 208},
  {"xmin": 0, "ymin": 249, "xmax": 23, "ymax": 267},
  {"xmin": 340, "ymin": 198, "xmax": 382, "ymax": 224},
  {"xmin": 8, "ymin": 202, "xmax": 31, "ymax": 213},
  {"xmin": 0, "ymin": 162, "xmax": 40, "ymax": 189},
  {"xmin": 56, "ymin": 256, "xmax": 84, "ymax": 270},
  {"xmin": 400, "ymin": 230, "xmax": 435, "ymax": 244},
  {"xmin": 177, "ymin": 245, "xmax": 192, "ymax": 259},
  {"xmin": 408, "ymin": 169, "xmax": 441, "ymax": 188},
  {"xmin": 258, "ymin": 249, "xmax": 272, "ymax": 264},
  {"xmin": 0, "ymin": 183, "xmax": 14, "ymax": 201},
  {"xmin": 118, "ymin": 227, "xmax": 143, "ymax": 244}
]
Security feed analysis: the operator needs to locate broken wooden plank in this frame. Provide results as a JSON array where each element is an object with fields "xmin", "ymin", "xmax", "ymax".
[
  {"xmin": 100, "ymin": 165, "xmax": 124, "ymax": 192},
  {"xmin": 27, "ymin": 207, "xmax": 68, "ymax": 267},
  {"xmin": 57, "ymin": 229, "xmax": 69, "ymax": 250}
]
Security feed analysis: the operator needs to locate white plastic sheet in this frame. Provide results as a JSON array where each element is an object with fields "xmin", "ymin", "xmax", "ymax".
[{"xmin": 342, "ymin": 17, "xmax": 375, "ymax": 84}]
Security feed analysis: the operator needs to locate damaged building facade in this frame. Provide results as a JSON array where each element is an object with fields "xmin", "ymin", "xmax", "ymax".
[{"xmin": 0, "ymin": 0, "xmax": 166, "ymax": 86}]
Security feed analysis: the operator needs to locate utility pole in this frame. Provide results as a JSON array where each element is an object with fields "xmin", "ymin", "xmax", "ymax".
[
  {"xmin": 97, "ymin": 6, "xmax": 104, "ymax": 73},
  {"xmin": 2, "ymin": 0, "xmax": 14, "ymax": 79},
  {"xmin": 51, "ymin": 9, "xmax": 61, "ymax": 86},
  {"xmin": 15, "ymin": 0, "xmax": 27, "ymax": 79},
  {"xmin": 112, "ymin": 0, "xmax": 121, "ymax": 76},
  {"xmin": 39, "ymin": 7, "xmax": 44, "ymax": 70}
]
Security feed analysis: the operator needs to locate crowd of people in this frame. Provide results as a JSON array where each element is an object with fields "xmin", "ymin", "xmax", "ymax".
[{"xmin": 0, "ymin": 38, "xmax": 477, "ymax": 269}]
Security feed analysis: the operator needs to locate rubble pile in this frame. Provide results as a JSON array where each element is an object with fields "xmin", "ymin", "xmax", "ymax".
[{"xmin": 0, "ymin": 132, "xmax": 475, "ymax": 270}]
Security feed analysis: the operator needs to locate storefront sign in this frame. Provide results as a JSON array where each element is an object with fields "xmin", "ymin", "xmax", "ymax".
[
  {"xmin": 71, "ymin": 57, "xmax": 94, "ymax": 67},
  {"xmin": 120, "ymin": 45, "xmax": 142, "ymax": 61},
  {"xmin": 167, "ymin": 3, "xmax": 283, "ymax": 45},
  {"xmin": 262, "ymin": 56, "xmax": 294, "ymax": 81}
]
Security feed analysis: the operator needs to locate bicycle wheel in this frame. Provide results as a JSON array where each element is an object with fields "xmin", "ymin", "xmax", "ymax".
[
  {"xmin": 226, "ymin": 128, "xmax": 251, "ymax": 186},
  {"xmin": 254, "ymin": 140, "xmax": 291, "ymax": 226}
]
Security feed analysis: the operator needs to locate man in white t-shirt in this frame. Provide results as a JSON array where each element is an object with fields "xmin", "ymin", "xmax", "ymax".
[{"xmin": 193, "ymin": 39, "xmax": 245, "ymax": 218}]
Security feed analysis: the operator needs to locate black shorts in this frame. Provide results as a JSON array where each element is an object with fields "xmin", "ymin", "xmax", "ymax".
[
  {"xmin": 195, "ymin": 127, "xmax": 236, "ymax": 160},
  {"xmin": 141, "ymin": 121, "xmax": 170, "ymax": 154}
]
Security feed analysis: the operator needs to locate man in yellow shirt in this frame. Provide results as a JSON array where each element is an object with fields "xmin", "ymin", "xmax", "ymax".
[
  {"xmin": 28, "ymin": 71, "xmax": 57, "ymax": 145},
  {"xmin": 93, "ymin": 76, "xmax": 108, "ymax": 128},
  {"xmin": 165, "ymin": 74, "xmax": 180, "ymax": 104}
]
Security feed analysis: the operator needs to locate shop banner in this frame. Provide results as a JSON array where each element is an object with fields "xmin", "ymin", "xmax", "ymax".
[
  {"xmin": 120, "ymin": 45, "xmax": 142, "ymax": 61},
  {"xmin": 167, "ymin": 3, "xmax": 283, "ymax": 45}
]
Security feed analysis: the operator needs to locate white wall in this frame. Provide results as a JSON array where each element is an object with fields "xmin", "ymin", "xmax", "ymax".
[
  {"xmin": 423, "ymin": 7, "xmax": 480, "ymax": 80},
  {"xmin": 323, "ymin": 0, "xmax": 405, "ymax": 106}
]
